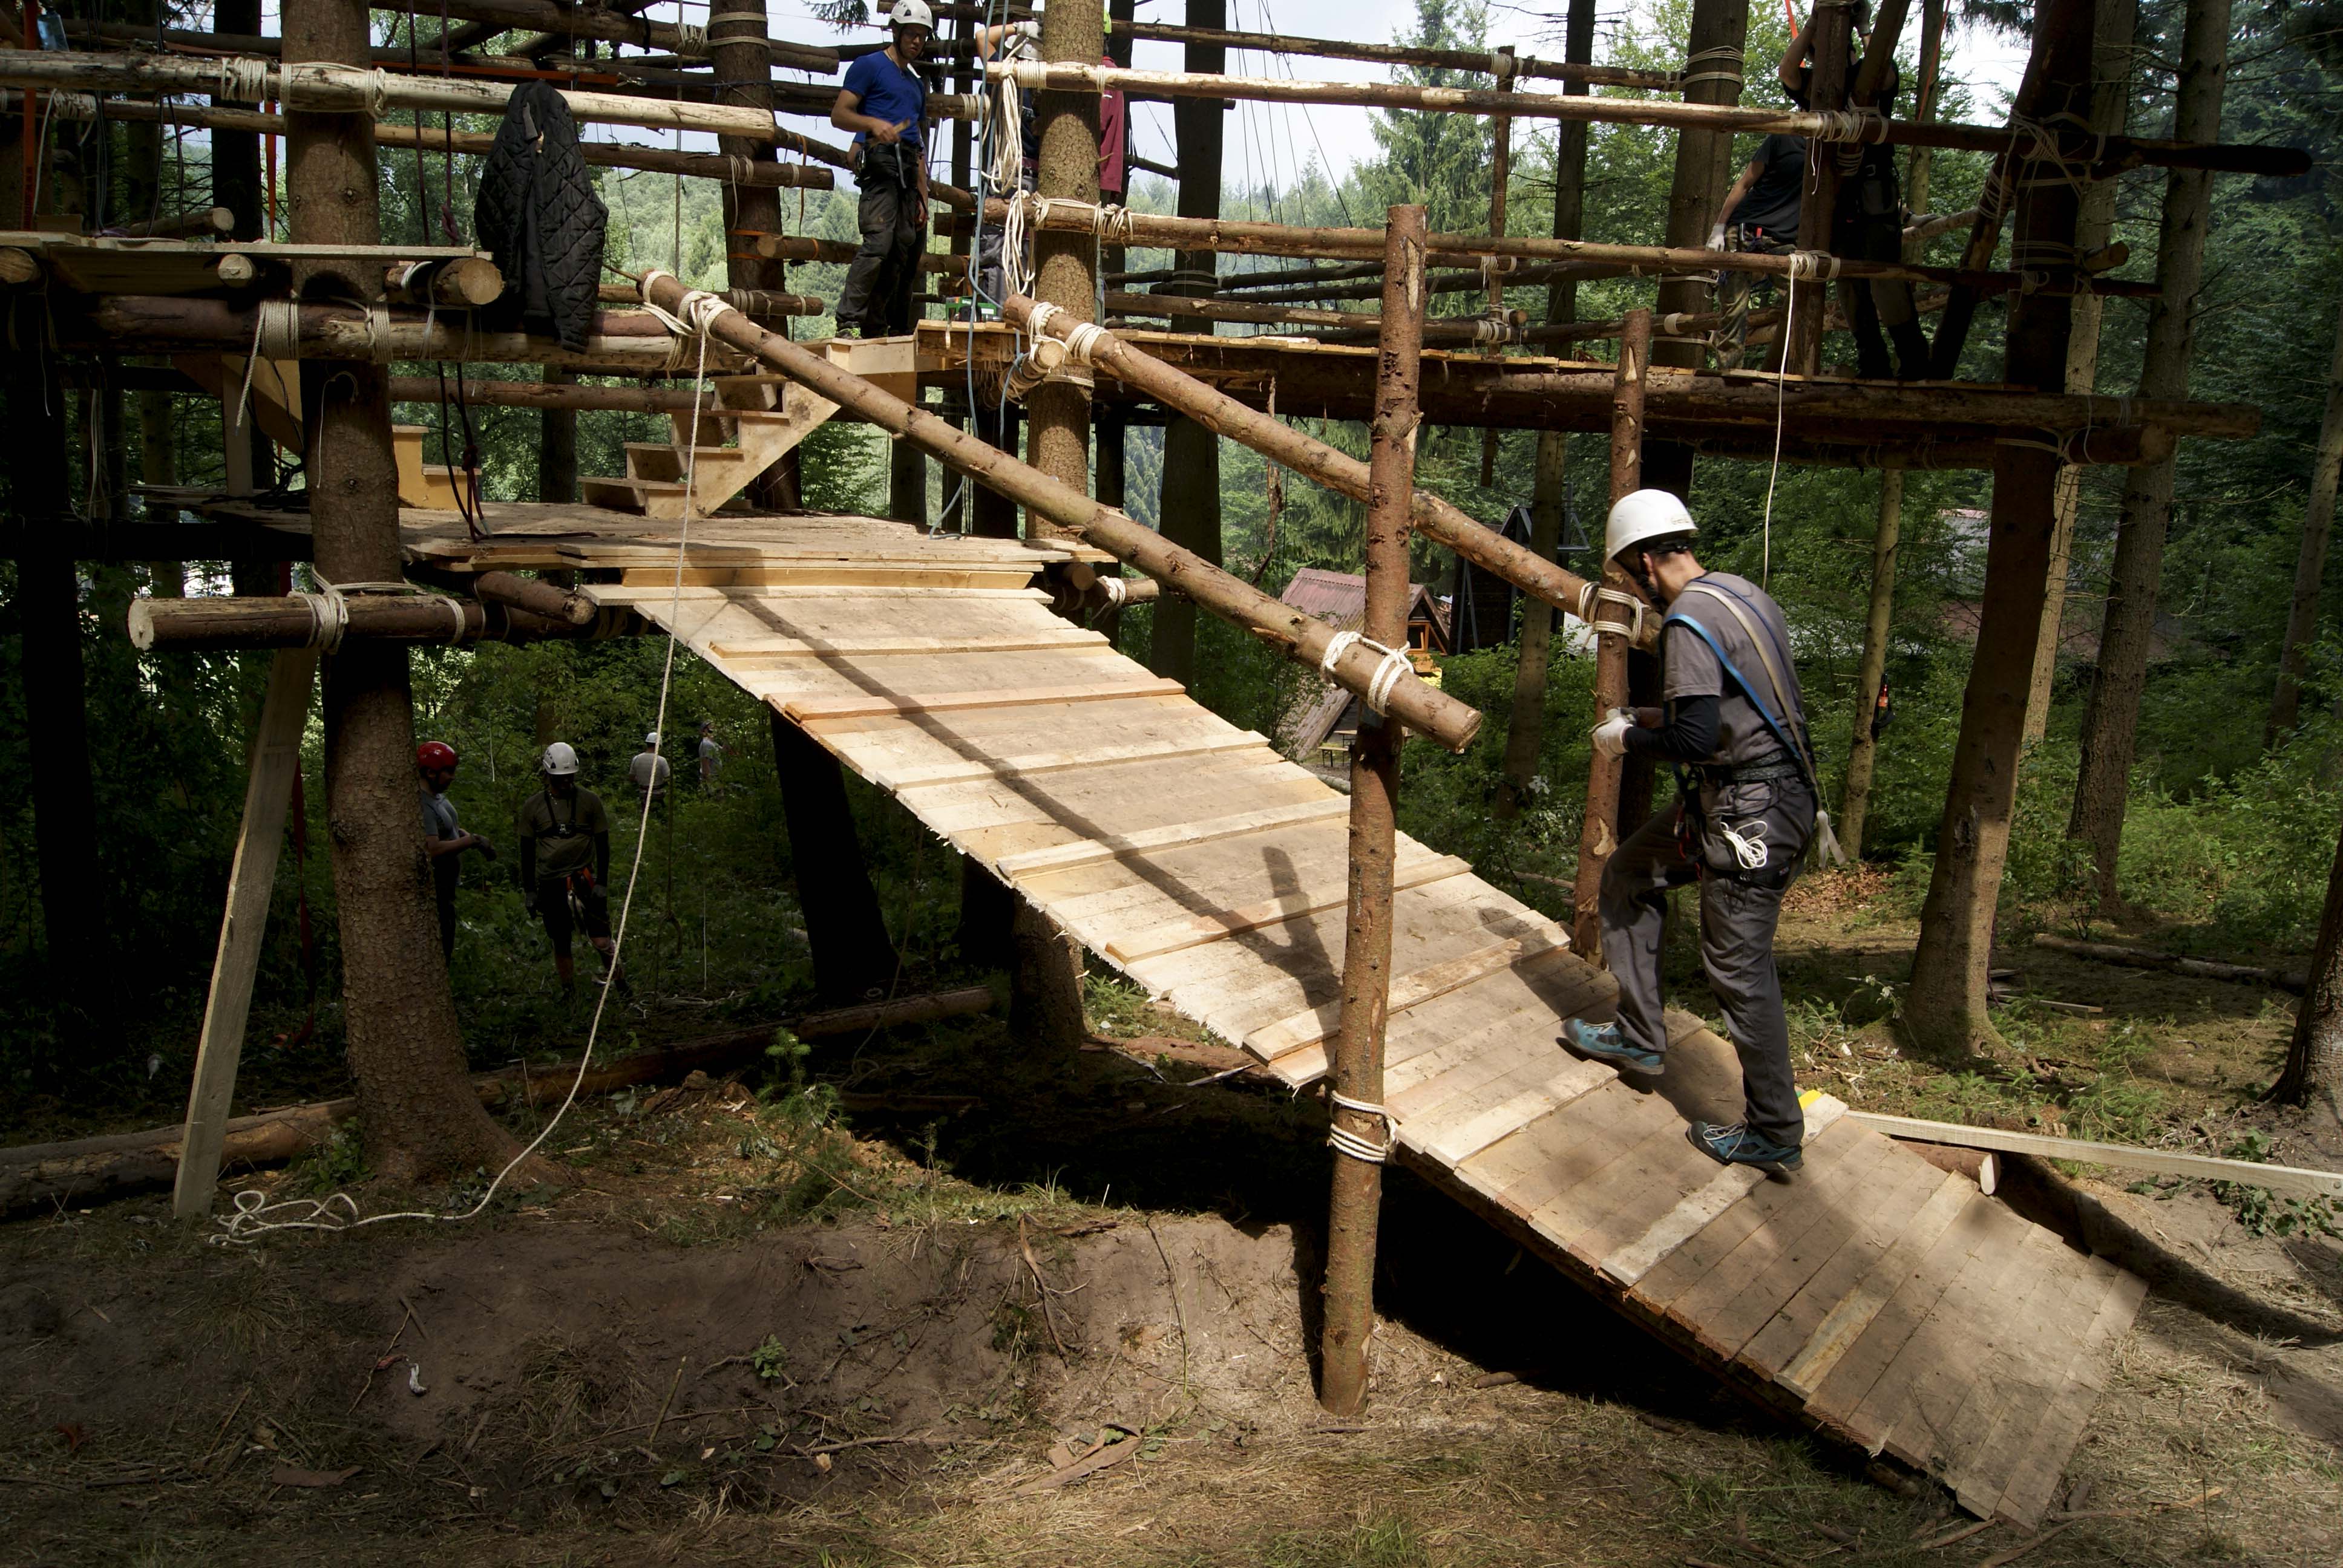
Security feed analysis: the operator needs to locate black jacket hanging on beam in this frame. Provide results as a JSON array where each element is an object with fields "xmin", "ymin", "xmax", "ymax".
[{"xmin": 473, "ymin": 82, "xmax": 608, "ymax": 351}]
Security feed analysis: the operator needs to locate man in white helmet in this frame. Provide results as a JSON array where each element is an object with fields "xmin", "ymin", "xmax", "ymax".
[
  {"xmin": 833, "ymin": 0, "xmax": 935, "ymax": 337},
  {"xmin": 1560, "ymin": 489, "xmax": 1830, "ymax": 1176},
  {"xmin": 516, "ymin": 740, "xmax": 621, "ymax": 995},
  {"xmin": 629, "ymin": 731, "xmax": 671, "ymax": 796}
]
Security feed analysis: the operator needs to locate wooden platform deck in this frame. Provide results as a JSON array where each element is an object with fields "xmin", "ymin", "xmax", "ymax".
[{"xmin": 421, "ymin": 507, "xmax": 2144, "ymax": 1527}]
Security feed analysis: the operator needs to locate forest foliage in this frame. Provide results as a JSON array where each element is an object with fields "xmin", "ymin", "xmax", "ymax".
[{"xmin": 3, "ymin": 0, "xmax": 2342, "ymax": 1123}]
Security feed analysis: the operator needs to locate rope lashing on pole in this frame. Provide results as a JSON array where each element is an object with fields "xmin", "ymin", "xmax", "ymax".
[
  {"xmin": 1318, "ymin": 629, "xmax": 1416, "ymax": 716},
  {"xmin": 1326, "ymin": 1089, "xmax": 1394, "ymax": 1164},
  {"xmin": 1680, "ymin": 44, "xmax": 1746, "ymax": 91},
  {"xmin": 1575, "ymin": 583, "xmax": 1650, "ymax": 641}
]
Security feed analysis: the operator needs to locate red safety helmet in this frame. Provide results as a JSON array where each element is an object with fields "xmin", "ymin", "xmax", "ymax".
[{"xmin": 416, "ymin": 741, "xmax": 459, "ymax": 771}]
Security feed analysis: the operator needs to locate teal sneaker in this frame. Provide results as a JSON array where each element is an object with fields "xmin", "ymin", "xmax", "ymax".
[
  {"xmin": 1559, "ymin": 1018, "xmax": 1665, "ymax": 1075},
  {"xmin": 1686, "ymin": 1120, "xmax": 1804, "ymax": 1176}
]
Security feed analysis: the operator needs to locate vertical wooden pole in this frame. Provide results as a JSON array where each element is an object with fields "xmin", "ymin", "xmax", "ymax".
[
  {"xmin": 2066, "ymin": 0, "xmax": 2229, "ymax": 910},
  {"xmin": 2269, "ymin": 291, "xmax": 2343, "ymax": 746},
  {"xmin": 537, "ymin": 365, "xmax": 578, "ymax": 503},
  {"xmin": 1475, "ymin": 48, "xmax": 1514, "ymax": 489},
  {"xmin": 1570, "ymin": 308, "xmax": 1651, "ymax": 956},
  {"xmin": 2023, "ymin": 0, "xmax": 2135, "ymax": 745},
  {"xmin": 1319, "ymin": 203, "xmax": 1426, "ymax": 1420},
  {"xmin": 1024, "ymin": 0, "xmax": 1103, "ymax": 541},
  {"xmin": 1838, "ymin": 469, "xmax": 1901, "ymax": 860},
  {"xmin": 1149, "ymin": 0, "xmax": 1227, "ymax": 684},
  {"xmin": 174, "ymin": 650, "xmax": 316, "ymax": 1219},
  {"xmin": 1905, "ymin": 0, "xmax": 2092, "ymax": 1060},
  {"xmin": 1789, "ymin": 2, "xmax": 1850, "ymax": 377},
  {"xmin": 1902, "ymin": 0, "xmax": 1947, "ymax": 241},
  {"xmin": 1496, "ymin": 0, "xmax": 1595, "ymax": 821},
  {"xmin": 289, "ymin": 0, "xmax": 516, "ymax": 1182},
  {"xmin": 769, "ymin": 711, "xmax": 899, "ymax": 1004}
]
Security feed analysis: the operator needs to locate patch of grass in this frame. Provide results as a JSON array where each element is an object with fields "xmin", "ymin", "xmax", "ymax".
[{"xmin": 1260, "ymin": 1512, "xmax": 1432, "ymax": 1568}]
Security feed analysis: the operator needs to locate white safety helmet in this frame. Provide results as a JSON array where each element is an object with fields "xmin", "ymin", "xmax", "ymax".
[
  {"xmin": 644, "ymin": 731, "xmax": 660, "ymax": 746},
  {"xmin": 1605, "ymin": 488, "xmax": 1697, "ymax": 564},
  {"xmin": 540, "ymin": 741, "xmax": 581, "ymax": 777},
  {"xmin": 887, "ymin": 0, "xmax": 934, "ymax": 32}
]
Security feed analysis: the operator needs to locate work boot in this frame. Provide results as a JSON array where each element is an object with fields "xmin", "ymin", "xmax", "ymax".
[
  {"xmin": 1686, "ymin": 1120, "xmax": 1804, "ymax": 1176},
  {"xmin": 1891, "ymin": 322, "xmax": 1933, "ymax": 380},
  {"xmin": 1559, "ymin": 1018, "xmax": 1665, "ymax": 1075}
]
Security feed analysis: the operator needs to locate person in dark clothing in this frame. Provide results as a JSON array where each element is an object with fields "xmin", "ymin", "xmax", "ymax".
[
  {"xmin": 1711, "ymin": 131, "xmax": 1807, "ymax": 368},
  {"xmin": 1561, "ymin": 491, "xmax": 1832, "ymax": 1177},
  {"xmin": 832, "ymin": 0, "xmax": 935, "ymax": 337},
  {"xmin": 418, "ymin": 740, "xmax": 494, "ymax": 962},
  {"xmin": 516, "ymin": 741, "xmax": 621, "ymax": 996}
]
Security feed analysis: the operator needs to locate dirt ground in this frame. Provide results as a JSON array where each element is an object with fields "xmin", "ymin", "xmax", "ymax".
[{"xmin": 4, "ymin": 880, "xmax": 2342, "ymax": 1566}]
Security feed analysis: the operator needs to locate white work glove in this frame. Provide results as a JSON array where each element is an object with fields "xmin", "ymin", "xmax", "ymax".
[
  {"xmin": 1012, "ymin": 19, "xmax": 1041, "ymax": 41},
  {"xmin": 1590, "ymin": 708, "xmax": 1633, "ymax": 759},
  {"xmin": 1706, "ymin": 221, "xmax": 1728, "ymax": 252}
]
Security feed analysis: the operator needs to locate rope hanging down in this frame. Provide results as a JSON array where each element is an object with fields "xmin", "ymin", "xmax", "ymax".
[
  {"xmin": 1326, "ymin": 1089, "xmax": 1394, "ymax": 1165},
  {"xmin": 1319, "ymin": 629, "xmax": 1415, "ymax": 717}
]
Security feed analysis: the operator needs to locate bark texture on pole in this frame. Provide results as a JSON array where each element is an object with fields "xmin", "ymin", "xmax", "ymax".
[
  {"xmin": 1788, "ymin": 5, "xmax": 1850, "ymax": 376},
  {"xmin": 1904, "ymin": 0, "xmax": 2091, "ymax": 1062},
  {"xmin": 1570, "ymin": 309, "xmax": 1651, "ymax": 955},
  {"xmin": 1319, "ymin": 204, "xmax": 1424, "ymax": 1420},
  {"xmin": 1838, "ymin": 469, "xmax": 1902, "ymax": 860},
  {"xmin": 2267, "ymin": 290, "xmax": 2343, "ymax": 746},
  {"xmin": 288, "ymin": 0, "xmax": 520, "ymax": 1183},
  {"xmin": 1150, "ymin": 0, "xmax": 1227, "ymax": 684},
  {"xmin": 2067, "ymin": 0, "xmax": 2229, "ymax": 912},
  {"xmin": 2024, "ymin": 0, "xmax": 2135, "ymax": 746},
  {"xmin": 2273, "ymin": 820, "xmax": 2343, "ymax": 1116},
  {"xmin": 537, "ymin": 365, "xmax": 578, "ymax": 503},
  {"xmin": 1024, "ymin": 0, "xmax": 1103, "ymax": 541},
  {"xmin": 769, "ymin": 712, "xmax": 900, "ymax": 1005}
]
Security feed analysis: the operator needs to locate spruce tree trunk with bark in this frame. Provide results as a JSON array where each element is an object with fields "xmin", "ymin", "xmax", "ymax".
[
  {"xmin": 1838, "ymin": 470, "xmax": 1901, "ymax": 860},
  {"xmin": 1902, "ymin": 0, "xmax": 2092, "ymax": 1062},
  {"xmin": 2066, "ymin": 0, "xmax": 2229, "ymax": 912},
  {"xmin": 2273, "ymin": 819, "xmax": 2343, "ymax": 1117},
  {"xmin": 2267, "ymin": 292, "xmax": 2343, "ymax": 746},
  {"xmin": 2023, "ymin": 0, "xmax": 2136, "ymax": 746},
  {"xmin": 289, "ymin": 0, "xmax": 526, "ymax": 1183}
]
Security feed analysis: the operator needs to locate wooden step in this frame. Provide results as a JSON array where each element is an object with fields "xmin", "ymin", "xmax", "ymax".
[{"xmin": 623, "ymin": 442, "xmax": 756, "ymax": 484}]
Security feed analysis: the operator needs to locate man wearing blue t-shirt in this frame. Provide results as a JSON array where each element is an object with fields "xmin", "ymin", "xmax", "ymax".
[{"xmin": 832, "ymin": 0, "xmax": 934, "ymax": 337}]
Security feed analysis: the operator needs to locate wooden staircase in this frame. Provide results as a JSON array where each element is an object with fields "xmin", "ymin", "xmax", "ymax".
[{"xmin": 580, "ymin": 374, "xmax": 839, "ymax": 518}]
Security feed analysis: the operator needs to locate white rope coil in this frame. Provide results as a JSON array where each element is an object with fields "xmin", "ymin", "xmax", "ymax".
[
  {"xmin": 255, "ymin": 297, "xmax": 301, "ymax": 361},
  {"xmin": 294, "ymin": 588, "xmax": 347, "ymax": 653},
  {"xmin": 1099, "ymin": 573, "xmax": 1126, "ymax": 606},
  {"xmin": 674, "ymin": 21, "xmax": 707, "ymax": 53},
  {"xmin": 1326, "ymin": 1089, "xmax": 1394, "ymax": 1165},
  {"xmin": 1786, "ymin": 250, "xmax": 1840, "ymax": 283},
  {"xmin": 1680, "ymin": 44, "xmax": 1745, "ymax": 91},
  {"xmin": 1811, "ymin": 108, "xmax": 1890, "ymax": 145},
  {"xmin": 1319, "ymin": 629, "xmax": 1416, "ymax": 716},
  {"xmin": 215, "ymin": 55, "xmax": 272, "ymax": 106}
]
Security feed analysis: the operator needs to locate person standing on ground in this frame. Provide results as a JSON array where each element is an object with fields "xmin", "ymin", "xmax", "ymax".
[
  {"xmin": 629, "ymin": 731, "xmax": 671, "ymax": 798},
  {"xmin": 418, "ymin": 740, "xmax": 494, "ymax": 961},
  {"xmin": 516, "ymin": 741, "xmax": 622, "ymax": 995},
  {"xmin": 696, "ymin": 720, "xmax": 727, "ymax": 792},
  {"xmin": 832, "ymin": 0, "xmax": 934, "ymax": 338},
  {"xmin": 1561, "ymin": 491, "xmax": 1833, "ymax": 1175}
]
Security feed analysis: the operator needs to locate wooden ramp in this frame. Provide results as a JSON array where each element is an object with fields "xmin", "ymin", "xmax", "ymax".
[{"xmin": 421, "ymin": 508, "xmax": 2143, "ymax": 1527}]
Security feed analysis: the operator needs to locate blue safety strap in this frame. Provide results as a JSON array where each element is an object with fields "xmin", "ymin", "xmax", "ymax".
[{"xmin": 1662, "ymin": 612, "xmax": 1816, "ymax": 792}]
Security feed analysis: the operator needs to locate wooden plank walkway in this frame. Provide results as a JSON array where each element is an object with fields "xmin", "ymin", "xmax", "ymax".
[{"xmin": 436, "ymin": 509, "xmax": 2140, "ymax": 1527}]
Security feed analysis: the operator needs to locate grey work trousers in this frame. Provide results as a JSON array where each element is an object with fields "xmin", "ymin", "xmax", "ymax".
[
  {"xmin": 1599, "ymin": 780, "xmax": 1815, "ymax": 1147},
  {"xmin": 837, "ymin": 149, "xmax": 925, "ymax": 336}
]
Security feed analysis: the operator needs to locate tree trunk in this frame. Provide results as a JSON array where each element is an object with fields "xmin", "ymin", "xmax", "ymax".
[
  {"xmin": 2066, "ymin": 0, "xmax": 2229, "ymax": 912},
  {"xmin": 1902, "ymin": 0, "xmax": 2092, "ymax": 1062},
  {"xmin": 2267, "ymin": 291, "xmax": 2343, "ymax": 746},
  {"xmin": 2024, "ymin": 0, "xmax": 2137, "ymax": 745},
  {"xmin": 1497, "ymin": 432, "xmax": 1568, "ymax": 818},
  {"xmin": 537, "ymin": 365, "xmax": 577, "ymax": 503},
  {"xmin": 2272, "ymin": 817, "xmax": 2343, "ymax": 1116},
  {"xmin": 709, "ymin": 0, "xmax": 800, "ymax": 514},
  {"xmin": 1838, "ymin": 469, "xmax": 1901, "ymax": 860},
  {"xmin": 1009, "ymin": 901, "xmax": 1089, "ymax": 1052},
  {"xmin": 1788, "ymin": 5, "xmax": 1850, "ymax": 376},
  {"xmin": 1023, "ymin": 0, "xmax": 1101, "ymax": 544},
  {"xmin": 289, "ymin": 0, "xmax": 520, "ymax": 1183},
  {"xmin": 1148, "ymin": 0, "xmax": 1226, "ymax": 685},
  {"xmin": 769, "ymin": 711, "xmax": 899, "ymax": 1004}
]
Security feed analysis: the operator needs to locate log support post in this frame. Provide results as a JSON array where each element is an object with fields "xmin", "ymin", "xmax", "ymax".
[
  {"xmin": 2067, "ymin": 0, "xmax": 2229, "ymax": 910},
  {"xmin": 769, "ymin": 711, "xmax": 900, "ymax": 1005},
  {"xmin": 1319, "ymin": 204, "xmax": 1424, "ymax": 1419},
  {"xmin": 174, "ymin": 650, "xmax": 316, "ymax": 1218},
  {"xmin": 1839, "ymin": 469, "xmax": 1901, "ymax": 860},
  {"xmin": 1570, "ymin": 308, "xmax": 1651, "ymax": 956},
  {"xmin": 2270, "ymin": 292, "xmax": 2343, "ymax": 745},
  {"xmin": 288, "ymin": 0, "xmax": 518, "ymax": 1181},
  {"xmin": 1906, "ymin": 0, "xmax": 2092, "ymax": 1060},
  {"xmin": 1149, "ymin": 0, "xmax": 1227, "ymax": 684},
  {"xmin": 1476, "ymin": 47, "xmax": 1515, "ymax": 488},
  {"xmin": 1789, "ymin": 1, "xmax": 1851, "ymax": 376}
]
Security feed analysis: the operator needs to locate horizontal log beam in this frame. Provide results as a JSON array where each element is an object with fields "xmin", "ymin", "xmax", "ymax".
[
  {"xmin": 1005, "ymin": 294, "xmax": 1654, "ymax": 650},
  {"xmin": 1113, "ymin": 19, "xmax": 1676, "ymax": 90},
  {"xmin": 640, "ymin": 270, "xmax": 1481, "ymax": 753},
  {"xmin": 383, "ymin": 256, "xmax": 504, "ymax": 307},
  {"xmin": 1000, "ymin": 62, "xmax": 2310, "ymax": 177},
  {"xmin": 385, "ymin": 376, "xmax": 703, "ymax": 411},
  {"xmin": 1003, "ymin": 200, "xmax": 2154, "ymax": 299},
  {"xmin": 128, "ymin": 591, "xmax": 637, "ymax": 650}
]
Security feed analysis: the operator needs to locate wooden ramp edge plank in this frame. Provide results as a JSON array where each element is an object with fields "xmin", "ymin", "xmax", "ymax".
[{"xmin": 780, "ymin": 678, "xmax": 1187, "ymax": 724}]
